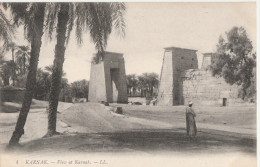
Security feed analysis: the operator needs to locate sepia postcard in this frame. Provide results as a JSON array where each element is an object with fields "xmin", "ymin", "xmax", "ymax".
[{"xmin": 0, "ymin": 2, "xmax": 257, "ymax": 167}]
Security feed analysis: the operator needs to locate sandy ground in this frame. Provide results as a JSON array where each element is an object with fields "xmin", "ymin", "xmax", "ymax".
[
  {"xmin": 0, "ymin": 100, "xmax": 256, "ymax": 156},
  {"xmin": 0, "ymin": 100, "xmax": 73, "ymax": 144}
]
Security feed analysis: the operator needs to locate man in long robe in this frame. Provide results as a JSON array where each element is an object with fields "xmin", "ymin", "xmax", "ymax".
[{"xmin": 186, "ymin": 101, "xmax": 197, "ymax": 136}]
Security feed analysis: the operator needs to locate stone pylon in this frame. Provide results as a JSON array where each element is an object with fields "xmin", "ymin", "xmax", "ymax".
[
  {"xmin": 157, "ymin": 47, "xmax": 198, "ymax": 106},
  {"xmin": 88, "ymin": 52, "xmax": 128, "ymax": 103}
]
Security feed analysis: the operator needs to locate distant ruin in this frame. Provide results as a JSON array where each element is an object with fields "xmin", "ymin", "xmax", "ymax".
[
  {"xmin": 201, "ymin": 53, "xmax": 218, "ymax": 70},
  {"xmin": 88, "ymin": 52, "xmax": 128, "ymax": 103},
  {"xmin": 157, "ymin": 47, "xmax": 240, "ymax": 106}
]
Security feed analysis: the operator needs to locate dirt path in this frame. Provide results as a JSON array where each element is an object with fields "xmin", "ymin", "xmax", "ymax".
[
  {"xmin": 0, "ymin": 102, "xmax": 256, "ymax": 155},
  {"xmin": 115, "ymin": 104, "xmax": 256, "ymax": 136},
  {"xmin": 59, "ymin": 103, "xmax": 172, "ymax": 134},
  {"xmin": 26, "ymin": 103, "xmax": 254, "ymax": 154}
]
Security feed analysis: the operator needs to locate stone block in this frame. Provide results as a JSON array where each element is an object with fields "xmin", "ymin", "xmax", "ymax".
[
  {"xmin": 113, "ymin": 107, "xmax": 123, "ymax": 114},
  {"xmin": 104, "ymin": 102, "xmax": 109, "ymax": 106}
]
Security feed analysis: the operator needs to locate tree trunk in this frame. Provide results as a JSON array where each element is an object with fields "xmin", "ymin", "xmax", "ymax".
[
  {"xmin": 12, "ymin": 48, "xmax": 14, "ymax": 63},
  {"xmin": 133, "ymin": 87, "xmax": 136, "ymax": 96},
  {"xmin": 3, "ymin": 77, "xmax": 9, "ymax": 86},
  {"xmin": 23, "ymin": 54, "xmax": 26, "ymax": 74},
  {"xmin": 47, "ymin": 4, "xmax": 69, "ymax": 136},
  {"xmin": 8, "ymin": 4, "xmax": 45, "ymax": 147},
  {"xmin": 11, "ymin": 48, "xmax": 15, "ymax": 86}
]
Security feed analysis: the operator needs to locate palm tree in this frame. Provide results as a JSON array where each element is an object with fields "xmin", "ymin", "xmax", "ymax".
[
  {"xmin": 126, "ymin": 74, "xmax": 138, "ymax": 96},
  {"xmin": 6, "ymin": 42, "xmax": 16, "ymax": 61},
  {"xmin": 71, "ymin": 79, "xmax": 89, "ymax": 99},
  {"xmin": 137, "ymin": 75, "xmax": 147, "ymax": 97},
  {"xmin": 15, "ymin": 45, "xmax": 30, "ymax": 75},
  {"xmin": 44, "ymin": 64, "xmax": 66, "ymax": 77},
  {"xmin": 45, "ymin": 2, "xmax": 125, "ymax": 136},
  {"xmin": 139, "ymin": 73, "xmax": 159, "ymax": 97},
  {"xmin": 34, "ymin": 68, "xmax": 51, "ymax": 100},
  {"xmin": 148, "ymin": 73, "xmax": 159, "ymax": 96},
  {"xmin": 5, "ymin": 42, "xmax": 18, "ymax": 85},
  {"xmin": 0, "ymin": 7, "xmax": 14, "ymax": 86},
  {"xmin": 6, "ymin": 3, "xmax": 46, "ymax": 147},
  {"xmin": 0, "ymin": 60, "xmax": 14, "ymax": 86},
  {"xmin": 0, "ymin": 51, "xmax": 4, "ymax": 64},
  {"xmin": 7, "ymin": 60, "xmax": 17, "ymax": 85},
  {"xmin": 44, "ymin": 65, "xmax": 54, "ymax": 73}
]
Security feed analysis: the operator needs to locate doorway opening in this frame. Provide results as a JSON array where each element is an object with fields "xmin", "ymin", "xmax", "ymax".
[{"xmin": 110, "ymin": 68, "xmax": 120, "ymax": 102}]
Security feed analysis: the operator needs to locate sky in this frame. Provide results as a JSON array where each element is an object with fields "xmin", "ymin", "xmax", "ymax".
[{"xmin": 5, "ymin": 2, "xmax": 257, "ymax": 83}]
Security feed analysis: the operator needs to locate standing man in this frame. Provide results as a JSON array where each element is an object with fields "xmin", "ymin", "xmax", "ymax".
[{"xmin": 186, "ymin": 101, "xmax": 197, "ymax": 137}]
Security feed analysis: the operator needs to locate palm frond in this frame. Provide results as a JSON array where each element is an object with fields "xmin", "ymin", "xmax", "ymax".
[
  {"xmin": 15, "ymin": 45, "xmax": 30, "ymax": 58},
  {"xmin": 0, "ymin": 8, "xmax": 14, "ymax": 50},
  {"xmin": 45, "ymin": 2, "xmax": 60, "ymax": 41},
  {"xmin": 65, "ymin": 3, "xmax": 75, "ymax": 45},
  {"xmin": 3, "ymin": 3, "xmax": 47, "ymax": 43},
  {"xmin": 2, "ymin": 3, "xmax": 28, "ymax": 26},
  {"xmin": 24, "ymin": 3, "xmax": 46, "ymax": 42},
  {"xmin": 111, "ymin": 2, "xmax": 126, "ymax": 38},
  {"xmin": 74, "ymin": 3, "xmax": 90, "ymax": 44},
  {"xmin": 74, "ymin": 2, "xmax": 125, "ymax": 63}
]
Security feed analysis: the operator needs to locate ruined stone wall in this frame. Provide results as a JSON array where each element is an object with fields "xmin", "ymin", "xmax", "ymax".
[{"xmin": 179, "ymin": 69, "xmax": 241, "ymax": 106}]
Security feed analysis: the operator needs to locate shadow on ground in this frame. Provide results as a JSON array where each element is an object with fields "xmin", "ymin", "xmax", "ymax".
[{"xmin": 7, "ymin": 128, "xmax": 255, "ymax": 155}]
